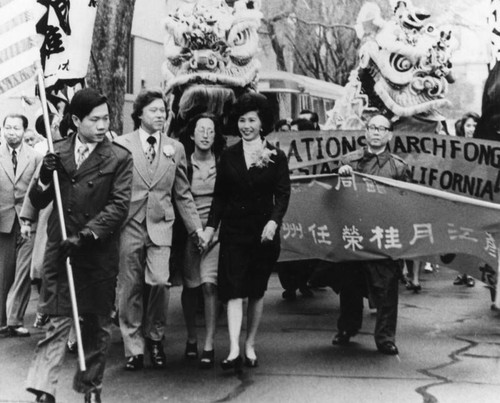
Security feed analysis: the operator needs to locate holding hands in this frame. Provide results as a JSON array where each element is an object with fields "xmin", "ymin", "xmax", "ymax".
[
  {"xmin": 194, "ymin": 227, "xmax": 215, "ymax": 253},
  {"xmin": 261, "ymin": 220, "xmax": 277, "ymax": 243}
]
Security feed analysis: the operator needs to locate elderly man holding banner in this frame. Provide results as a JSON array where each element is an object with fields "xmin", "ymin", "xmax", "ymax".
[
  {"xmin": 332, "ymin": 114, "xmax": 409, "ymax": 356},
  {"xmin": 24, "ymin": 89, "xmax": 133, "ymax": 403}
]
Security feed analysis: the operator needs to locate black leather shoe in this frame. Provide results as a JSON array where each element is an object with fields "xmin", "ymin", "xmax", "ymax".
[
  {"xmin": 244, "ymin": 354, "xmax": 258, "ymax": 368},
  {"xmin": 199, "ymin": 349, "xmax": 215, "ymax": 369},
  {"xmin": 377, "ymin": 341, "xmax": 399, "ymax": 355},
  {"xmin": 220, "ymin": 355, "xmax": 243, "ymax": 373},
  {"xmin": 124, "ymin": 354, "xmax": 144, "ymax": 371},
  {"xmin": 147, "ymin": 339, "xmax": 166, "ymax": 369},
  {"xmin": 35, "ymin": 393, "xmax": 55, "ymax": 403},
  {"xmin": 185, "ymin": 341, "xmax": 198, "ymax": 359},
  {"xmin": 84, "ymin": 390, "xmax": 101, "ymax": 403},
  {"xmin": 5, "ymin": 325, "xmax": 30, "ymax": 337},
  {"xmin": 332, "ymin": 331, "xmax": 351, "ymax": 345}
]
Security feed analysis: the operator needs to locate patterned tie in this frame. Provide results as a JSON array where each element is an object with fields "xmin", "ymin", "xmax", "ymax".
[
  {"xmin": 12, "ymin": 150, "xmax": 17, "ymax": 174},
  {"xmin": 76, "ymin": 144, "xmax": 89, "ymax": 168},
  {"xmin": 145, "ymin": 136, "xmax": 156, "ymax": 164}
]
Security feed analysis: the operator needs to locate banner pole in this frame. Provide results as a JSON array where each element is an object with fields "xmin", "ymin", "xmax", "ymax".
[
  {"xmin": 36, "ymin": 65, "xmax": 86, "ymax": 371},
  {"xmin": 495, "ymin": 247, "xmax": 500, "ymax": 310}
]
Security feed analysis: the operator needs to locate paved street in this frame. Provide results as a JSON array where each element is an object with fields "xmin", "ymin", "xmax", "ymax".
[{"xmin": 0, "ymin": 266, "xmax": 499, "ymax": 403}]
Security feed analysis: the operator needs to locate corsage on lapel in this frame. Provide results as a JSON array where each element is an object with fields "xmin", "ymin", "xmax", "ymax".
[
  {"xmin": 163, "ymin": 144, "xmax": 175, "ymax": 160},
  {"xmin": 251, "ymin": 147, "xmax": 277, "ymax": 169}
]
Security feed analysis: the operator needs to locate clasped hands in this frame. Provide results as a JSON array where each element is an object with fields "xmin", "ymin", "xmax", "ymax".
[{"xmin": 194, "ymin": 227, "xmax": 215, "ymax": 253}]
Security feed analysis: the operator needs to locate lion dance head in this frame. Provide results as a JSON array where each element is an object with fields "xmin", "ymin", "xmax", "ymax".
[
  {"xmin": 326, "ymin": 1, "xmax": 455, "ymax": 130},
  {"xmin": 163, "ymin": 0, "xmax": 262, "ymax": 133}
]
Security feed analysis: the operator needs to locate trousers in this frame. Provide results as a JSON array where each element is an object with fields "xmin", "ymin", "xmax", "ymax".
[
  {"xmin": 26, "ymin": 313, "xmax": 112, "ymax": 398},
  {"xmin": 336, "ymin": 260, "xmax": 399, "ymax": 345}
]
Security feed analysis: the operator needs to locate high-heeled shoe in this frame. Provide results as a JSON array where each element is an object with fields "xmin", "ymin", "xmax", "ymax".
[
  {"xmin": 244, "ymin": 354, "xmax": 258, "ymax": 368},
  {"xmin": 185, "ymin": 341, "xmax": 198, "ymax": 360},
  {"xmin": 406, "ymin": 281, "xmax": 422, "ymax": 293},
  {"xmin": 199, "ymin": 349, "xmax": 214, "ymax": 369},
  {"xmin": 220, "ymin": 355, "xmax": 243, "ymax": 373}
]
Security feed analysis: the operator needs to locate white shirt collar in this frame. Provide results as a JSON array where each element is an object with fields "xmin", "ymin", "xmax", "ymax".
[
  {"xmin": 75, "ymin": 134, "xmax": 98, "ymax": 159},
  {"xmin": 138, "ymin": 128, "xmax": 160, "ymax": 152},
  {"xmin": 6, "ymin": 143, "xmax": 22, "ymax": 155}
]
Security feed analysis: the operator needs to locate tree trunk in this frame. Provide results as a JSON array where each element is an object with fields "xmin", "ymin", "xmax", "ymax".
[{"xmin": 86, "ymin": 0, "xmax": 136, "ymax": 134}]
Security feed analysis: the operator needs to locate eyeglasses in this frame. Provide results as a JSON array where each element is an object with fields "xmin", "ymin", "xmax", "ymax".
[{"xmin": 367, "ymin": 125, "xmax": 391, "ymax": 133}]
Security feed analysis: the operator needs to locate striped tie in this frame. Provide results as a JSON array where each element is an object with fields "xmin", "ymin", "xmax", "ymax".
[
  {"xmin": 76, "ymin": 144, "xmax": 89, "ymax": 168},
  {"xmin": 12, "ymin": 150, "xmax": 17, "ymax": 174}
]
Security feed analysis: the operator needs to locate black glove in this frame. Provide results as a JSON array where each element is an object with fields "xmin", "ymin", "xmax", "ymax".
[
  {"xmin": 60, "ymin": 228, "xmax": 95, "ymax": 261},
  {"xmin": 39, "ymin": 153, "xmax": 61, "ymax": 185}
]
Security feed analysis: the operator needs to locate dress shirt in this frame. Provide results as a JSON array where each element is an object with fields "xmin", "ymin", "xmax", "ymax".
[
  {"xmin": 138, "ymin": 128, "xmax": 160, "ymax": 155},
  {"xmin": 74, "ymin": 135, "xmax": 97, "ymax": 165}
]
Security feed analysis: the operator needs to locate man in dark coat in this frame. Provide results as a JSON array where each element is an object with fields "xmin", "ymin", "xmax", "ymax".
[
  {"xmin": 24, "ymin": 89, "xmax": 133, "ymax": 403},
  {"xmin": 332, "ymin": 114, "xmax": 409, "ymax": 356}
]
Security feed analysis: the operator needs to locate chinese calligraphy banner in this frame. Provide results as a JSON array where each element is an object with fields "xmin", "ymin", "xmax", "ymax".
[
  {"xmin": 268, "ymin": 131, "xmax": 500, "ymax": 203},
  {"xmin": 0, "ymin": 0, "xmax": 39, "ymax": 96},
  {"xmin": 36, "ymin": 0, "xmax": 97, "ymax": 89},
  {"xmin": 279, "ymin": 173, "xmax": 500, "ymax": 272}
]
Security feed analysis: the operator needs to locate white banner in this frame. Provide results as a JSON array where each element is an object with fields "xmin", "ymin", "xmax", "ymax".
[{"xmin": 37, "ymin": 0, "xmax": 97, "ymax": 88}]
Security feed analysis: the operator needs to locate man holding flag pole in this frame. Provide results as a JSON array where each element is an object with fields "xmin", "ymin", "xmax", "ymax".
[
  {"xmin": 1, "ymin": 0, "xmax": 130, "ymax": 402},
  {"xmin": 24, "ymin": 87, "xmax": 133, "ymax": 403}
]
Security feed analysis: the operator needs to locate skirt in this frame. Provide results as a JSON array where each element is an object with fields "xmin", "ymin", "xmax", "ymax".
[
  {"xmin": 217, "ymin": 240, "xmax": 280, "ymax": 302},
  {"xmin": 182, "ymin": 236, "xmax": 220, "ymax": 288}
]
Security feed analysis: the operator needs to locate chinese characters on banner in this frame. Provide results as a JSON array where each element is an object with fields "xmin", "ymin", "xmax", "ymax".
[
  {"xmin": 279, "ymin": 174, "xmax": 500, "ymax": 274},
  {"xmin": 36, "ymin": 0, "xmax": 97, "ymax": 89}
]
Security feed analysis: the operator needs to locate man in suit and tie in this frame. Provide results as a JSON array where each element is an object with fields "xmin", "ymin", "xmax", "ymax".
[
  {"xmin": 24, "ymin": 88, "xmax": 133, "ymax": 403},
  {"xmin": 0, "ymin": 113, "xmax": 43, "ymax": 338},
  {"xmin": 115, "ymin": 89, "xmax": 206, "ymax": 371}
]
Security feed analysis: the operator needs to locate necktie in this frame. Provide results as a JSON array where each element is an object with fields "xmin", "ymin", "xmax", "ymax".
[
  {"xmin": 145, "ymin": 136, "xmax": 156, "ymax": 164},
  {"xmin": 12, "ymin": 150, "xmax": 17, "ymax": 174},
  {"xmin": 76, "ymin": 144, "xmax": 89, "ymax": 168}
]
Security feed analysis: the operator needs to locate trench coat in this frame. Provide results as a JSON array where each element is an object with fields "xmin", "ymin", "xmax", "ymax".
[{"xmin": 24, "ymin": 135, "xmax": 133, "ymax": 316}]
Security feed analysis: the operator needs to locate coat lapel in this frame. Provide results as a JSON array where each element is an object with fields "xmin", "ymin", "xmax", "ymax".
[
  {"xmin": 14, "ymin": 145, "xmax": 30, "ymax": 182},
  {"xmin": 150, "ymin": 134, "xmax": 174, "ymax": 188},
  {"xmin": 130, "ymin": 131, "xmax": 151, "ymax": 185},
  {"xmin": 0, "ymin": 143, "xmax": 15, "ymax": 183},
  {"xmin": 76, "ymin": 137, "xmax": 112, "ymax": 177},
  {"xmin": 57, "ymin": 135, "xmax": 77, "ymax": 176},
  {"xmin": 229, "ymin": 141, "xmax": 253, "ymax": 190}
]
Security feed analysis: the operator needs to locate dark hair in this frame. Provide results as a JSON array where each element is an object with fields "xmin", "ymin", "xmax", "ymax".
[
  {"xmin": 290, "ymin": 118, "xmax": 315, "ymax": 131},
  {"xmin": 132, "ymin": 89, "xmax": 167, "ymax": 130},
  {"xmin": 3, "ymin": 114, "xmax": 28, "ymax": 130},
  {"xmin": 274, "ymin": 119, "xmax": 291, "ymax": 132},
  {"xmin": 299, "ymin": 109, "xmax": 319, "ymax": 124},
  {"xmin": 70, "ymin": 88, "xmax": 108, "ymax": 121},
  {"xmin": 229, "ymin": 92, "xmax": 274, "ymax": 137},
  {"xmin": 180, "ymin": 113, "xmax": 226, "ymax": 158},
  {"xmin": 35, "ymin": 114, "xmax": 56, "ymax": 138},
  {"xmin": 455, "ymin": 112, "xmax": 480, "ymax": 137}
]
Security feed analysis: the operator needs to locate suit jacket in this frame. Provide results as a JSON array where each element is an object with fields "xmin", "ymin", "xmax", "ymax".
[
  {"xmin": 114, "ymin": 131, "xmax": 201, "ymax": 246},
  {"xmin": 0, "ymin": 142, "xmax": 42, "ymax": 233},
  {"xmin": 25, "ymin": 135, "xmax": 133, "ymax": 316},
  {"xmin": 207, "ymin": 140, "xmax": 291, "ymax": 245}
]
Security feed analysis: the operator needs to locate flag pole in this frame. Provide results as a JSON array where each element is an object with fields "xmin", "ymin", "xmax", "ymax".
[{"xmin": 36, "ymin": 64, "xmax": 86, "ymax": 371}]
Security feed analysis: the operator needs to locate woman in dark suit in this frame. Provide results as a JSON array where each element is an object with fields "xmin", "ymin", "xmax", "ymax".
[{"xmin": 205, "ymin": 93, "xmax": 291, "ymax": 371}]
